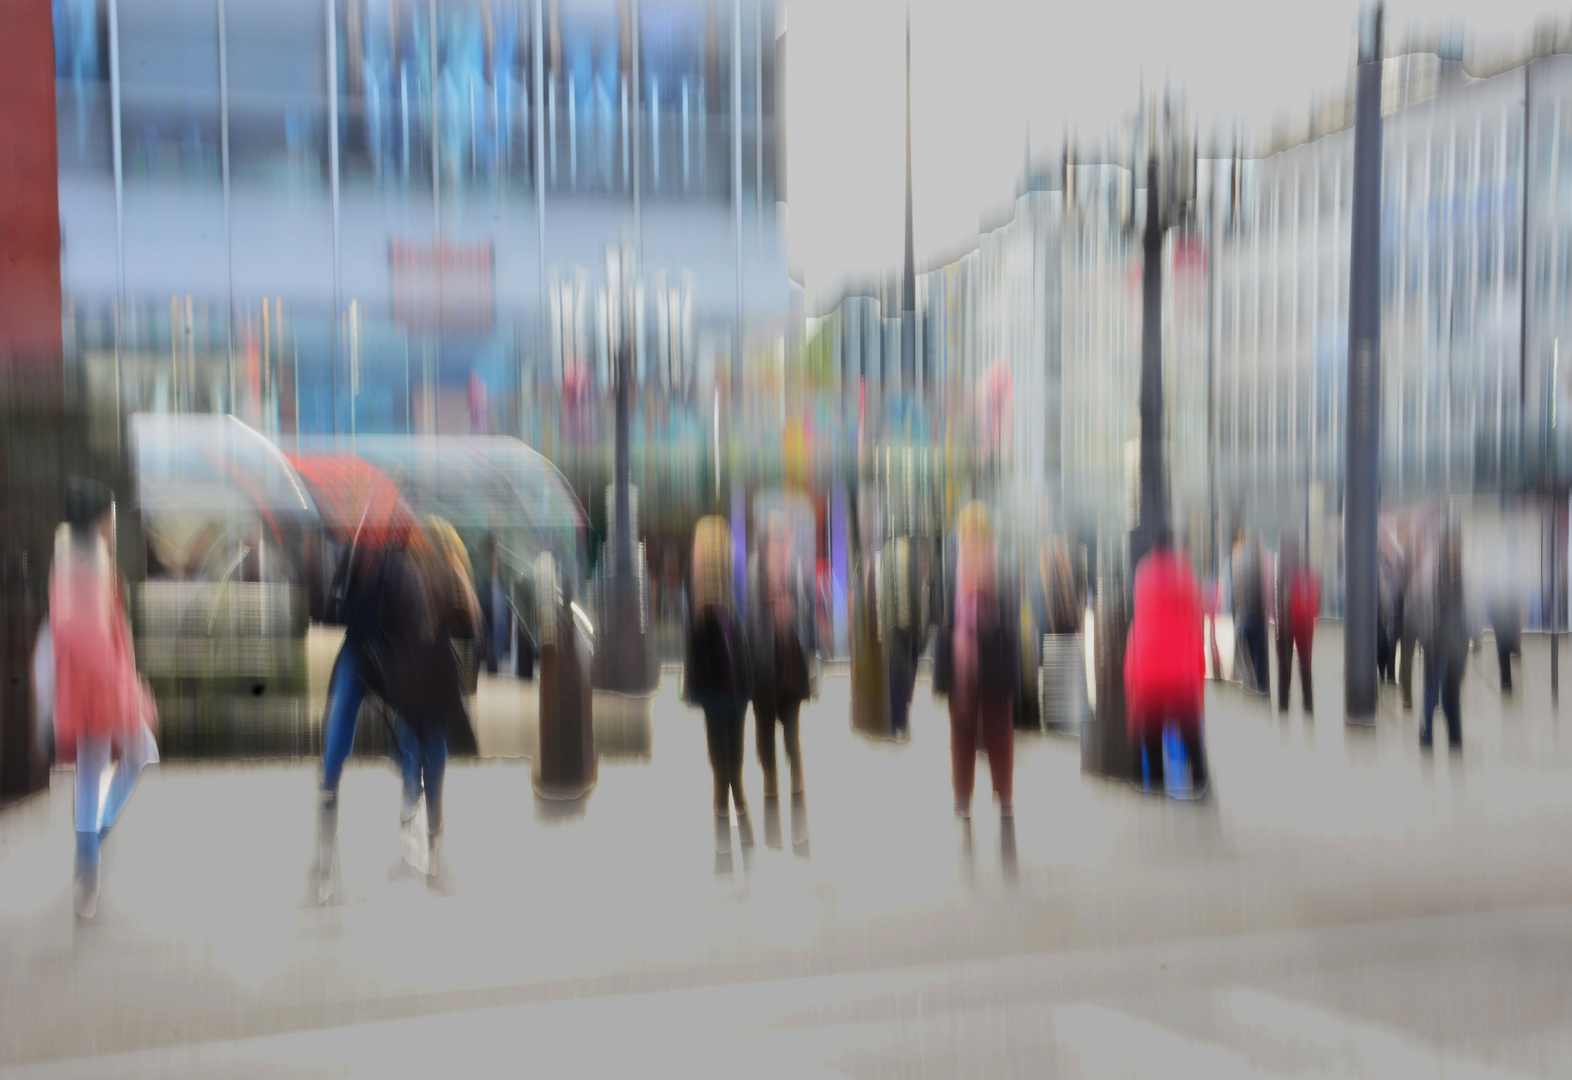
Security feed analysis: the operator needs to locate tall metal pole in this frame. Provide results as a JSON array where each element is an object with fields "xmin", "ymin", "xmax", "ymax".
[
  {"xmin": 1131, "ymin": 155, "xmax": 1166, "ymax": 573},
  {"xmin": 1344, "ymin": 5, "xmax": 1384, "ymax": 724},
  {"xmin": 901, "ymin": 10, "xmax": 916, "ymax": 397}
]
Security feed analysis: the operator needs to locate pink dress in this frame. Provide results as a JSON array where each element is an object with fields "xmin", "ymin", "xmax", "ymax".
[{"xmin": 48, "ymin": 531, "xmax": 153, "ymax": 763}]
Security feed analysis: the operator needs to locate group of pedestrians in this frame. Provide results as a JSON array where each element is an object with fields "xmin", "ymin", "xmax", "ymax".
[
  {"xmin": 45, "ymin": 470, "xmax": 1531, "ymax": 912},
  {"xmin": 683, "ymin": 513, "xmax": 816, "ymax": 863}
]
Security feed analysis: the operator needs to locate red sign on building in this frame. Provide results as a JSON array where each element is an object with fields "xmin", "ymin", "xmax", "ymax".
[{"xmin": 389, "ymin": 240, "xmax": 495, "ymax": 338}]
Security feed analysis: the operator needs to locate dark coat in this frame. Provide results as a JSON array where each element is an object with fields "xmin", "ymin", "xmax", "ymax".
[
  {"xmin": 748, "ymin": 554, "xmax": 817, "ymax": 708},
  {"xmin": 683, "ymin": 596, "xmax": 752, "ymax": 709},
  {"xmin": 354, "ymin": 546, "xmax": 480, "ymax": 744},
  {"xmin": 932, "ymin": 554, "xmax": 1021, "ymax": 702}
]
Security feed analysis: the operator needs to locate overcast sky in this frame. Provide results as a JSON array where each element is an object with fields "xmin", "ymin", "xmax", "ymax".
[{"xmin": 784, "ymin": 0, "xmax": 1558, "ymax": 311}]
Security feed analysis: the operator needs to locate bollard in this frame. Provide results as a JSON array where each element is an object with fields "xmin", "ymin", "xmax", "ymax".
[{"xmin": 533, "ymin": 554, "xmax": 595, "ymax": 803}]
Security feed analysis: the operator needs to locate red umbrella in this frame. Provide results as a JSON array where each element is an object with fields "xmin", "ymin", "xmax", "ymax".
[{"xmin": 287, "ymin": 452, "xmax": 420, "ymax": 551}]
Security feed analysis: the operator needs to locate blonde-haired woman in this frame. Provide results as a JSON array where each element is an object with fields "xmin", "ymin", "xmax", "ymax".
[
  {"xmin": 685, "ymin": 515, "xmax": 754, "ymax": 859},
  {"xmin": 933, "ymin": 502, "xmax": 1020, "ymax": 821}
]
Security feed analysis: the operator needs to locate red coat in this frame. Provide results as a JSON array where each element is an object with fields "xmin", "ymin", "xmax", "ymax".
[
  {"xmin": 1289, "ymin": 570, "xmax": 1320, "ymax": 641},
  {"xmin": 1124, "ymin": 549, "xmax": 1206, "ymax": 737},
  {"xmin": 48, "ymin": 534, "xmax": 154, "ymax": 762}
]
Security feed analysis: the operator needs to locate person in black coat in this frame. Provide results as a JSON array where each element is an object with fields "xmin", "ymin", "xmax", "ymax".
[
  {"xmin": 685, "ymin": 515, "xmax": 754, "ymax": 859},
  {"xmin": 748, "ymin": 514, "xmax": 816, "ymax": 850}
]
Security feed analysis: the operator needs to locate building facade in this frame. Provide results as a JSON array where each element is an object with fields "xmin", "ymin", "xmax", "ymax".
[{"xmin": 51, "ymin": 0, "xmax": 792, "ymax": 445}]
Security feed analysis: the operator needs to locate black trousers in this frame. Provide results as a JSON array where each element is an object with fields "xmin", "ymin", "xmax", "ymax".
[
  {"xmin": 1276, "ymin": 627, "xmax": 1314, "ymax": 712},
  {"xmin": 755, "ymin": 696, "xmax": 804, "ymax": 796},
  {"xmin": 702, "ymin": 700, "xmax": 749, "ymax": 817}
]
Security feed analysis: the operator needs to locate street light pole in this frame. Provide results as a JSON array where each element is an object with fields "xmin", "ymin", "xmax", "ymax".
[
  {"xmin": 1344, "ymin": 4, "xmax": 1385, "ymax": 725},
  {"xmin": 1131, "ymin": 154, "xmax": 1167, "ymax": 573}
]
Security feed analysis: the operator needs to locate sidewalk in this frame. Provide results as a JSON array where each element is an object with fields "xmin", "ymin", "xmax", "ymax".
[{"xmin": 1, "ymin": 625, "xmax": 1570, "ymax": 1075}]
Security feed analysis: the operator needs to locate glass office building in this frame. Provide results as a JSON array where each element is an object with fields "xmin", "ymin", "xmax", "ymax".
[{"xmin": 52, "ymin": 0, "xmax": 791, "ymax": 446}]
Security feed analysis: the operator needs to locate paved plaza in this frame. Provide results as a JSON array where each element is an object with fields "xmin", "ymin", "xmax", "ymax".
[{"xmin": 2, "ymin": 627, "xmax": 1571, "ymax": 1077}]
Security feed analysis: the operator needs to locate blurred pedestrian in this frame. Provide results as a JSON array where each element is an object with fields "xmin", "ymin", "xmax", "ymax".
[
  {"xmin": 749, "ymin": 513, "xmax": 815, "ymax": 851},
  {"xmin": 48, "ymin": 478, "xmax": 158, "ymax": 919},
  {"xmin": 1488, "ymin": 572, "xmax": 1521, "ymax": 694},
  {"xmin": 1232, "ymin": 529, "xmax": 1270, "ymax": 698},
  {"xmin": 383, "ymin": 517, "xmax": 484, "ymax": 877},
  {"xmin": 1376, "ymin": 524, "xmax": 1402, "ymax": 684},
  {"xmin": 1397, "ymin": 518, "xmax": 1423, "ymax": 710},
  {"xmin": 933, "ymin": 503, "xmax": 1020, "ymax": 823},
  {"xmin": 685, "ymin": 515, "xmax": 753, "ymax": 860},
  {"xmin": 1124, "ymin": 525, "xmax": 1208, "ymax": 797},
  {"xmin": 1273, "ymin": 534, "xmax": 1320, "ymax": 713},
  {"xmin": 313, "ymin": 493, "xmax": 423, "ymax": 902},
  {"xmin": 1419, "ymin": 524, "xmax": 1468, "ymax": 749},
  {"xmin": 882, "ymin": 534, "xmax": 925, "ymax": 742}
]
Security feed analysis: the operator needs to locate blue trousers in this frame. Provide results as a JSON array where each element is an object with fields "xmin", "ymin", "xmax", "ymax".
[
  {"xmin": 322, "ymin": 645, "xmax": 366, "ymax": 793},
  {"xmin": 397, "ymin": 717, "xmax": 447, "ymax": 833}
]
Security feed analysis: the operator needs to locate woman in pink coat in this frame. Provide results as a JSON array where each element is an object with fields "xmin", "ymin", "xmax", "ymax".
[
  {"xmin": 49, "ymin": 478, "xmax": 156, "ymax": 918},
  {"xmin": 1123, "ymin": 527, "xmax": 1208, "ymax": 795}
]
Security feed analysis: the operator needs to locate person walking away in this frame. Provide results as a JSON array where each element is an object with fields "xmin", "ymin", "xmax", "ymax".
[
  {"xmin": 1232, "ymin": 530, "xmax": 1270, "ymax": 698},
  {"xmin": 49, "ymin": 478, "xmax": 158, "ymax": 919},
  {"xmin": 1488, "ymin": 565, "xmax": 1521, "ymax": 694},
  {"xmin": 1420, "ymin": 524, "xmax": 1468, "ymax": 749},
  {"xmin": 883, "ymin": 534, "xmax": 924, "ymax": 742},
  {"xmin": 685, "ymin": 516, "xmax": 753, "ymax": 862},
  {"xmin": 933, "ymin": 503, "xmax": 1020, "ymax": 831},
  {"xmin": 1396, "ymin": 519, "xmax": 1421, "ymax": 710},
  {"xmin": 1125, "ymin": 527, "xmax": 1208, "ymax": 797},
  {"xmin": 1274, "ymin": 535, "xmax": 1320, "ymax": 713},
  {"xmin": 749, "ymin": 513, "xmax": 815, "ymax": 851},
  {"xmin": 382, "ymin": 517, "xmax": 483, "ymax": 877}
]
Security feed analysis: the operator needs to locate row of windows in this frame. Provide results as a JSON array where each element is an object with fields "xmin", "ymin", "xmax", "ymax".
[{"xmin": 55, "ymin": 0, "xmax": 778, "ymax": 200}]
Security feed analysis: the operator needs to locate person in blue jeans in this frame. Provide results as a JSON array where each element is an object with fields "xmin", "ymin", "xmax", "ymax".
[{"xmin": 316, "ymin": 517, "xmax": 480, "ymax": 896}]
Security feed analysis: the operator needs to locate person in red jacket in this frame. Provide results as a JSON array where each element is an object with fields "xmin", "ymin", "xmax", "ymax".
[
  {"xmin": 1274, "ymin": 534, "xmax": 1320, "ymax": 713},
  {"xmin": 1124, "ymin": 527, "xmax": 1207, "ymax": 794}
]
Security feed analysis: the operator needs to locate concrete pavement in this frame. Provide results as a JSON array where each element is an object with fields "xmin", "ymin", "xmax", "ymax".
[{"xmin": 1, "ymin": 626, "xmax": 1571, "ymax": 1077}]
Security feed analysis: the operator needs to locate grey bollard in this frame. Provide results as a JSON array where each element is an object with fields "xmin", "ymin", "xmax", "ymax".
[{"xmin": 532, "ymin": 555, "xmax": 596, "ymax": 803}]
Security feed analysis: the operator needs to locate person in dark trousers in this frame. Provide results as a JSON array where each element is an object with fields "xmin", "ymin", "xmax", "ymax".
[
  {"xmin": 1419, "ymin": 524, "xmax": 1468, "ymax": 749},
  {"xmin": 1125, "ymin": 526, "xmax": 1208, "ymax": 796},
  {"xmin": 933, "ymin": 503, "xmax": 1020, "ymax": 829},
  {"xmin": 749, "ymin": 513, "xmax": 816, "ymax": 851},
  {"xmin": 1274, "ymin": 535, "xmax": 1320, "ymax": 713},
  {"xmin": 685, "ymin": 515, "xmax": 753, "ymax": 865},
  {"xmin": 1489, "ymin": 582, "xmax": 1521, "ymax": 694},
  {"xmin": 883, "ymin": 534, "xmax": 925, "ymax": 742},
  {"xmin": 1232, "ymin": 529, "xmax": 1270, "ymax": 698}
]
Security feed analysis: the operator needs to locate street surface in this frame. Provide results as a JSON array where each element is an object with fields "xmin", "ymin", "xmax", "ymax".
[{"xmin": 1, "ymin": 626, "xmax": 1571, "ymax": 1077}]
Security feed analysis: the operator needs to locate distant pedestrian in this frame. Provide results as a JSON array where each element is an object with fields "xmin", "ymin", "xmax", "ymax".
[
  {"xmin": 1488, "ymin": 573, "xmax": 1521, "ymax": 694},
  {"xmin": 47, "ymin": 478, "xmax": 158, "ymax": 919},
  {"xmin": 1232, "ymin": 530, "xmax": 1270, "ymax": 698},
  {"xmin": 1125, "ymin": 526, "xmax": 1208, "ymax": 797},
  {"xmin": 685, "ymin": 516, "xmax": 753, "ymax": 861},
  {"xmin": 749, "ymin": 513, "xmax": 815, "ymax": 851},
  {"xmin": 1273, "ymin": 535, "xmax": 1320, "ymax": 713},
  {"xmin": 1419, "ymin": 524, "xmax": 1467, "ymax": 749},
  {"xmin": 933, "ymin": 503, "xmax": 1020, "ymax": 822}
]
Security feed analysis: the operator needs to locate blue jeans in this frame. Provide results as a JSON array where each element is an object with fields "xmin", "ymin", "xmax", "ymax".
[
  {"xmin": 397, "ymin": 717, "xmax": 448, "ymax": 833},
  {"xmin": 322, "ymin": 645, "xmax": 366, "ymax": 793},
  {"xmin": 75, "ymin": 728, "xmax": 152, "ymax": 873}
]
